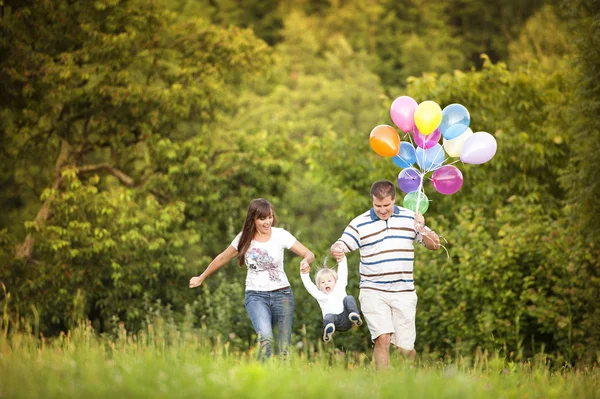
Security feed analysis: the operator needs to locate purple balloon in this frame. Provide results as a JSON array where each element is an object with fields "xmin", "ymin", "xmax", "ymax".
[
  {"xmin": 390, "ymin": 96, "xmax": 418, "ymax": 133},
  {"xmin": 397, "ymin": 168, "xmax": 422, "ymax": 193},
  {"xmin": 431, "ymin": 165, "xmax": 463, "ymax": 195},
  {"xmin": 460, "ymin": 132, "xmax": 497, "ymax": 164},
  {"xmin": 412, "ymin": 127, "xmax": 441, "ymax": 149}
]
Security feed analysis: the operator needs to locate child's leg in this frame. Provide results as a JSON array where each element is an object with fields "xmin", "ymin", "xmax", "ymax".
[
  {"xmin": 344, "ymin": 295, "xmax": 363, "ymax": 327},
  {"xmin": 344, "ymin": 295, "xmax": 359, "ymax": 313},
  {"xmin": 332, "ymin": 312, "xmax": 352, "ymax": 332},
  {"xmin": 323, "ymin": 314, "xmax": 336, "ymax": 342}
]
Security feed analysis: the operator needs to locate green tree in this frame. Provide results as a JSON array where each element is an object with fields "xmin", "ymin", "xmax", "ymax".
[
  {"xmin": 508, "ymin": 5, "xmax": 574, "ymax": 70},
  {"xmin": 0, "ymin": 0, "xmax": 281, "ymax": 332},
  {"xmin": 559, "ymin": 0, "xmax": 600, "ymax": 243},
  {"xmin": 164, "ymin": 0, "xmax": 284, "ymax": 45}
]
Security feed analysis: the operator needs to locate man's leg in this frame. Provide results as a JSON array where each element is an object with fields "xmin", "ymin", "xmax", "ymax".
[
  {"xmin": 359, "ymin": 289, "xmax": 394, "ymax": 370},
  {"xmin": 390, "ymin": 291, "xmax": 418, "ymax": 361},
  {"xmin": 374, "ymin": 333, "xmax": 392, "ymax": 369},
  {"xmin": 398, "ymin": 347, "xmax": 416, "ymax": 360}
]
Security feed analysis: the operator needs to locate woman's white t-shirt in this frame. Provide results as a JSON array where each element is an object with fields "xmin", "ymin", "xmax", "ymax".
[{"xmin": 231, "ymin": 227, "xmax": 297, "ymax": 291}]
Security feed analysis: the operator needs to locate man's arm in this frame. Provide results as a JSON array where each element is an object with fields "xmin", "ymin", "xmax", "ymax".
[
  {"xmin": 419, "ymin": 228, "xmax": 440, "ymax": 250},
  {"xmin": 414, "ymin": 212, "xmax": 440, "ymax": 250},
  {"xmin": 331, "ymin": 221, "xmax": 359, "ymax": 261}
]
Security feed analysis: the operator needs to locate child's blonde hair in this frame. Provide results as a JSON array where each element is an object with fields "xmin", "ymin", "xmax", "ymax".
[
  {"xmin": 314, "ymin": 257, "xmax": 338, "ymax": 285},
  {"xmin": 315, "ymin": 268, "xmax": 337, "ymax": 285}
]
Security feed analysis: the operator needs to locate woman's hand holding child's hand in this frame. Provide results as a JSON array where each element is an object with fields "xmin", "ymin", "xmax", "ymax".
[{"xmin": 300, "ymin": 259, "xmax": 310, "ymax": 274}]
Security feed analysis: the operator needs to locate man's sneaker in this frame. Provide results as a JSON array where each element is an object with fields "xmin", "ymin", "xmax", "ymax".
[
  {"xmin": 349, "ymin": 312, "xmax": 363, "ymax": 327},
  {"xmin": 323, "ymin": 323, "xmax": 335, "ymax": 342}
]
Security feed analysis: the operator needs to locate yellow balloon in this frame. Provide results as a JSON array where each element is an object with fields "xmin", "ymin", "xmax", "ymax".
[{"xmin": 414, "ymin": 101, "xmax": 442, "ymax": 135}]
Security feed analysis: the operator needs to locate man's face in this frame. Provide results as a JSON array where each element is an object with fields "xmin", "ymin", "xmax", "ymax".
[{"xmin": 372, "ymin": 195, "xmax": 395, "ymax": 220}]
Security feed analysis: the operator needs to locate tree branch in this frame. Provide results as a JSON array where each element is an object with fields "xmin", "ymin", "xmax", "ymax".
[{"xmin": 77, "ymin": 163, "xmax": 135, "ymax": 186}]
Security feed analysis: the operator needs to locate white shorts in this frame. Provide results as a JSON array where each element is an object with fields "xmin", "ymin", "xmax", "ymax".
[{"xmin": 359, "ymin": 289, "xmax": 418, "ymax": 350}]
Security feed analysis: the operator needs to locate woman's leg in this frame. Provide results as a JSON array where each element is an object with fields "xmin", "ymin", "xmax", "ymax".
[
  {"xmin": 245, "ymin": 291, "xmax": 274, "ymax": 360},
  {"xmin": 271, "ymin": 288, "xmax": 295, "ymax": 359}
]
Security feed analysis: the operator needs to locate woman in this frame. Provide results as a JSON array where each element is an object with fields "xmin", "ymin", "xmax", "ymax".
[{"xmin": 189, "ymin": 198, "xmax": 314, "ymax": 359}]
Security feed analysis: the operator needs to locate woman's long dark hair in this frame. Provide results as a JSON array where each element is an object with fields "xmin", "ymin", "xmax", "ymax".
[{"xmin": 237, "ymin": 198, "xmax": 277, "ymax": 267}]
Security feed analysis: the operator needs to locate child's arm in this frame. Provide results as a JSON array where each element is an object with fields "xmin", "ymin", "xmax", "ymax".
[
  {"xmin": 300, "ymin": 271, "xmax": 326, "ymax": 300},
  {"xmin": 336, "ymin": 256, "xmax": 349, "ymax": 288}
]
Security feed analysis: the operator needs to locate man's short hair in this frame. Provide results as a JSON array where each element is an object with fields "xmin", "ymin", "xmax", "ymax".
[{"xmin": 370, "ymin": 180, "xmax": 396, "ymax": 200}]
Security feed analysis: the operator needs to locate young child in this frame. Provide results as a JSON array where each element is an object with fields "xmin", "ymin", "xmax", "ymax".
[{"xmin": 300, "ymin": 255, "xmax": 362, "ymax": 342}]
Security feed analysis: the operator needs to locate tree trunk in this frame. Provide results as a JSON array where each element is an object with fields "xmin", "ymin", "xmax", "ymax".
[{"xmin": 15, "ymin": 139, "xmax": 71, "ymax": 261}]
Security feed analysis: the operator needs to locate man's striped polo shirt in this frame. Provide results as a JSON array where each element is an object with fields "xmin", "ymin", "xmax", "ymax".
[{"xmin": 337, "ymin": 205, "xmax": 423, "ymax": 293}]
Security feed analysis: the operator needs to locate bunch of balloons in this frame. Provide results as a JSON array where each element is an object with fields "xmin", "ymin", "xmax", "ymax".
[{"xmin": 369, "ymin": 96, "xmax": 497, "ymax": 214}]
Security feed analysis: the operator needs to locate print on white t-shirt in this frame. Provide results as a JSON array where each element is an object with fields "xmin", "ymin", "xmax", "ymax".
[{"xmin": 231, "ymin": 227, "xmax": 297, "ymax": 291}]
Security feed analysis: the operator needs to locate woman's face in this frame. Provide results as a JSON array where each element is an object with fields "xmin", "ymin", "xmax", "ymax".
[{"xmin": 254, "ymin": 212, "xmax": 274, "ymax": 235}]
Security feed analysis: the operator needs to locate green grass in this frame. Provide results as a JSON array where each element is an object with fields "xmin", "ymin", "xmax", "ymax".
[{"xmin": 1, "ymin": 321, "xmax": 599, "ymax": 399}]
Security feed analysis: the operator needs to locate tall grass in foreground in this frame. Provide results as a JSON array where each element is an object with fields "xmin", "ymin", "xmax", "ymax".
[{"xmin": 0, "ymin": 318, "xmax": 599, "ymax": 399}]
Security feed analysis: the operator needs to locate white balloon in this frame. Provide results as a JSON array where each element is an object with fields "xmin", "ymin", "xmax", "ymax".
[{"xmin": 443, "ymin": 128, "xmax": 473, "ymax": 158}]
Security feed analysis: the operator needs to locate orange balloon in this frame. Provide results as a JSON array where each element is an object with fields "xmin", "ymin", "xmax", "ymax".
[{"xmin": 369, "ymin": 125, "xmax": 400, "ymax": 157}]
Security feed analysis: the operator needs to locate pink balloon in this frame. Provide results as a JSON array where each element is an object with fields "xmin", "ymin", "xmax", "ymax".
[
  {"xmin": 431, "ymin": 165, "xmax": 463, "ymax": 195},
  {"xmin": 390, "ymin": 96, "xmax": 418, "ymax": 133},
  {"xmin": 412, "ymin": 127, "xmax": 441, "ymax": 149}
]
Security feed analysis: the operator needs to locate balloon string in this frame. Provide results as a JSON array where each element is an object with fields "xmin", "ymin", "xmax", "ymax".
[
  {"xmin": 415, "ymin": 132, "xmax": 445, "ymax": 212},
  {"xmin": 425, "ymin": 143, "xmax": 446, "ymax": 174},
  {"xmin": 415, "ymin": 231, "xmax": 450, "ymax": 259},
  {"xmin": 415, "ymin": 169, "xmax": 424, "ymax": 213},
  {"xmin": 406, "ymin": 129, "xmax": 415, "ymax": 147},
  {"xmin": 439, "ymin": 243, "xmax": 450, "ymax": 259},
  {"xmin": 438, "ymin": 235, "xmax": 450, "ymax": 259}
]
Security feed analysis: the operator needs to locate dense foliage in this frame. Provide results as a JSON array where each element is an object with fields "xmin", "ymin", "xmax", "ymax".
[{"xmin": 1, "ymin": 0, "xmax": 598, "ymax": 365}]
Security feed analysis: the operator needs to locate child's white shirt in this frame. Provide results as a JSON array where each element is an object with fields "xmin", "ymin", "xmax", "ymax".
[{"xmin": 301, "ymin": 257, "xmax": 349, "ymax": 317}]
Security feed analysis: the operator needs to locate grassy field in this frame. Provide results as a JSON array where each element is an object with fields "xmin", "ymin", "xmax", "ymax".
[{"xmin": 1, "ymin": 321, "xmax": 599, "ymax": 399}]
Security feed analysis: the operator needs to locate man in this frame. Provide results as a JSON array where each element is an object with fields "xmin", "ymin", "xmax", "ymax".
[{"xmin": 330, "ymin": 180, "xmax": 440, "ymax": 369}]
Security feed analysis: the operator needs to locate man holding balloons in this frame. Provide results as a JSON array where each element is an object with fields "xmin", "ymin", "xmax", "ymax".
[
  {"xmin": 345, "ymin": 94, "xmax": 497, "ymax": 370},
  {"xmin": 330, "ymin": 180, "xmax": 440, "ymax": 370}
]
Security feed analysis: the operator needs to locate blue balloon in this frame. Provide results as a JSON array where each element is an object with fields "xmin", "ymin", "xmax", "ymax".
[
  {"xmin": 392, "ymin": 142, "xmax": 416, "ymax": 168},
  {"xmin": 440, "ymin": 104, "xmax": 470, "ymax": 140},
  {"xmin": 416, "ymin": 144, "xmax": 445, "ymax": 171}
]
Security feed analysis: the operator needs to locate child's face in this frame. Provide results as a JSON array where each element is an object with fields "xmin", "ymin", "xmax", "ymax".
[{"xmin": 318, "ymin": 274, "xmax": 336, "ymax": 294}]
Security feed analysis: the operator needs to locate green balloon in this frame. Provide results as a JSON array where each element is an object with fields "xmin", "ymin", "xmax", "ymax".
[{"xmin": 403, "ymin": 191, "xmax": 429, "ymax": 214}]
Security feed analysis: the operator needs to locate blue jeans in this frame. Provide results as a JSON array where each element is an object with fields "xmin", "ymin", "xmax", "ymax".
[
  {"xmin": 245, "ymin": 288, "xmax": 295, "ymax": 360},
  {"xmin": 323, "ymin": 295, "xmax": 360, "ymax": 332}
]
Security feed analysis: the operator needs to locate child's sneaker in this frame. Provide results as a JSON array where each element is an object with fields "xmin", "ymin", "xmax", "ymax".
[
  {"xmin": 323, "ymin": 323, "xmax": 335, "ymax": 342},
  {"xmin": 349, "ymin": 312, "xmax": 362, "ymax": 327}
]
